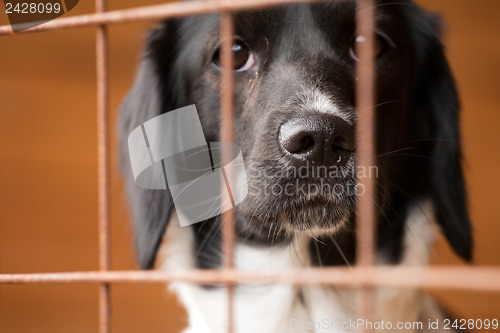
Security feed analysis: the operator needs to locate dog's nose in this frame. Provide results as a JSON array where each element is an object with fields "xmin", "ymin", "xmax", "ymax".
[{"xmin": 279, "ymin": 115, "xmax": 355, "ymax": 166}]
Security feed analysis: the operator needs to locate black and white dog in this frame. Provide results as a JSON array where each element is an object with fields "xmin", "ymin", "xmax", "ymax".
[{"xmin": 119, "ymin": 1, "xmax": 472, "ymax": 332}]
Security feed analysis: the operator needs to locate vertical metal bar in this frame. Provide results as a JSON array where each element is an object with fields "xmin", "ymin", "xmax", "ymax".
[
  {"xmin": 220, "ymin": 9, "xmax": 235, "ymax": 333},
  {"xmin": 355, "ymin": 0, "xmax": 376, "ymax": 331},
  {"xmin": 96, "ymin": 0, "xmax": 111, "ymax": 331}
]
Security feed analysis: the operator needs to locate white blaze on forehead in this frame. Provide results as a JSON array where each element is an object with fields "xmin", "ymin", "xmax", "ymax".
[{"xmin": 297, "ymin": 87, "xmax": 354, "ymax": 125}]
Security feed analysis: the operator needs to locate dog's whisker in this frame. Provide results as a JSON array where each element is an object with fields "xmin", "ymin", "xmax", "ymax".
[
  {"xmin": 376, "ymin": 146, "xmax": 415, "ymax": 158},
  {"xmin": 314, "ymin": 240, "xmax": 323, "ymax": 268},
  {"xmin": 385, "ymin": 153, "xmax": 449, "ymax": 166},
  {"xmin": 292, "ymin": 231, "xmax": 306, "ymax": 267},
  {"xmin": 306, "ymin": 230, "xmax": 327, "ymax": 246},
  {"xmin": 329, "ymin": 235, "xmax": 357, "ymax": 278},
  {"xmin": 378, "ymin": 138, "xmax": 454, "ymax": 151},
  {"xmin": 244, "ymin": 91, "xmax": 284, "ymax": 124},
  {"xmin": 404, "ymin": 222, "xmax": 418, "ymax": 245},
  {"xmin": 372, "ymin": 185, "xmax": 398, "ymax": 217},
  {"xmin": 356, "ymin": 99, "xmax": 398, "ymax": 113},
  {"xmin": 372, "ymin": 197, "xmax": 391, "ymax": 226}
]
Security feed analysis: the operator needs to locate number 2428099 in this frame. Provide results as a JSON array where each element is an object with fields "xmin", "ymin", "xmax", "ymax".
[{"xmin": 5, "ymin": 2, "xmax": 62, "ymax": 14}]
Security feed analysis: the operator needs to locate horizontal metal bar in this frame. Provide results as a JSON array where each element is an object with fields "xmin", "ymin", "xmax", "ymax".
[
  {"xmin": 1, "ymin": 267, "xmax": 500, "ymax": 293},
  {"xmin": 0, "ymin": 0, "xmax": 331, "ymax": 36}
]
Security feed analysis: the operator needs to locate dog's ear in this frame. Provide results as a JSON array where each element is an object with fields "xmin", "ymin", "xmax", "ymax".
[
  {"xmin": 410, "ymin": 10, "xmax": 472, "ymax": 261},
  {"xmin": 118, "ymin": 22, "xmax": 180, "ymax": 269}
]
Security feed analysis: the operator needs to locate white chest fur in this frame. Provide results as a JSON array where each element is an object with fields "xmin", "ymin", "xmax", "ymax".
[{"xmin": 158, "ymin": 203, "xmax": 439, "ymax": 333}]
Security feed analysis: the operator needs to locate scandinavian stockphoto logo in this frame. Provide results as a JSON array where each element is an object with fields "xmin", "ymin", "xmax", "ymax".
[
  {"xmin": 3, "ymin": 0, "xmax": 79, "ymax": 33},
  {"xmin": 127, "ymin": 105, "xmax": 248, "ymax": 227}
]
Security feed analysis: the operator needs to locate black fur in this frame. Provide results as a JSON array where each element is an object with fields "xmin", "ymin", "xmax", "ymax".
[{"xmin": 119, "ymin": 0, "xmax": 472, "ymax": 270}]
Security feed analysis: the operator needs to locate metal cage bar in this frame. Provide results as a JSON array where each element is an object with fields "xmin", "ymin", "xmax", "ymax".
[
  {"xmin": 0, "ymin": 0, "xmax": 337, "ymax": 36},
  {"xmin": 1, "ymin": 267, "xmax": 500, "ymax": 291},
  {"xmin": 95, "ymin": 0, "xmax": 111, "ymax": 331},
  {"xmin": 0, "ymin": 1, "xmax": 499, "ymax": 333},
  {"xmin": 220, "ymin": 9, "xmax": 236, "ymax": 333},
  {"xmin": 355, "ymin": 0, "xmax": 376, "ymax": 330}
]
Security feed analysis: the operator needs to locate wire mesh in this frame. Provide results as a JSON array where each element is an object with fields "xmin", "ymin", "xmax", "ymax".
[{"xmin": 0, "ymin": 1, "xmax": 499, "ymax": 333}]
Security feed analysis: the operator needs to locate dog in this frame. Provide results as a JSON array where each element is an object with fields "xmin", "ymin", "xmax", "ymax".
[{"xmin": 119, "ymin": 1, "xmax": 472, "ymax": 332}]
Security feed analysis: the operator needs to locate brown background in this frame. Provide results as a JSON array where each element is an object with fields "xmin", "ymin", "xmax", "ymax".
[{"xmin": 0, "ymin": 1, "xmax": 499, "ymax": 332}]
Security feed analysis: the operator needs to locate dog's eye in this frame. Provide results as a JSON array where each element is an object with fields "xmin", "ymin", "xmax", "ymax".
[
  {"xmin": 349, "ymin": 32, "xmax": 394, "ymax": 62},
  {"xmin": 213, "ymin": 41, "xmax": 256, "ymax": 72}
]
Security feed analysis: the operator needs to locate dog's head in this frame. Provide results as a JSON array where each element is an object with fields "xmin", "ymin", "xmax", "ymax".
[{"xmin": 119, "ymin": 0, "xmax": 472, "ymax": 269}]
